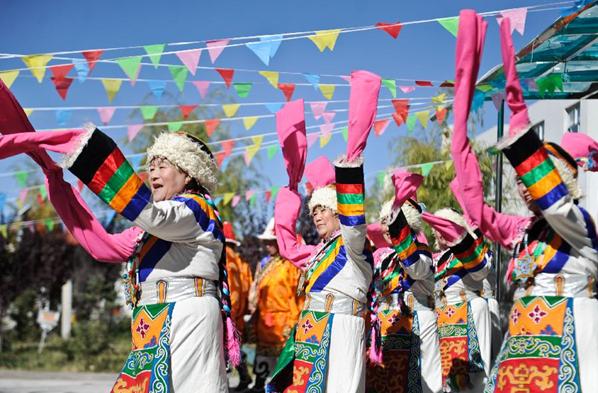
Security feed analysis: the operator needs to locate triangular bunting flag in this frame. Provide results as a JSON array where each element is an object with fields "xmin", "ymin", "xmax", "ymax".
[
  {"xmin": 246, "ymin": 41, "xmax": 273, "ymax": 66},
  {"xmin": 176, "ymin": 49, "xmax": 202, "ymax": 75},
  {"xmin": 127, "ymin": 124, "xmax": 144, "ymax": 142},
  {"xmin": 267, "ymin": 145, "xmax": 278, "ymax": 159},
  {"xmin": 271, "ymin": 185, "xmax": 280, "ymax": 200},
  {"xmin": 265, "ymin": 102, "xmax": 283, "ymax": 113},
  {"xmin": 415, "ymin": 110, "xmax": 429, "ymax": 128},
  {"xmin": 56, "ymin": 110, "xmax": 72, "ymax": 126},
  {"xmin": 375, "ymin": 22, "xmax": 403, "ymax": 39},
  {"xmin": 221, "ymin": 139, "xmax": 234, "ymax": 158},
  {"xmin": 24, "ymin": 108, "xmax": 33, "ymax": 117},
  {"xmin": 216, "ymin": 68, "xmax": 234, "ymax": 88},
  {"xmin": 432, "ymin": 93, "xmax": 447, "ymax": 105},
  {"xmin": 140, "ymin": 105, "xmax": 158, "ymax": 120},
  {"xmin": 374, "ymin": 119, "xmax": 390, "ymax": 136},
  {"xmin": 497, "ymin": 7, "xmax": 527, "ymax": 35},
  {"xmin": 148, "ymin": 80, "xmax": 167, "ymax": 98},
  {"xmin": 244, "ymin": 145, "xmax": 260, "ymax": 166},
  {"xmin": 0, "ymin": 70, "xmax": 19, "ymax": 88},
  {"xmin": 179, "ymin": 104, "xmax": 197, "ymax": 119},
  {"xmin": 278, "ymin": 83, "xmax": 295, "ymax": 101},
  {"xmin": 406, "ymin": 114, "xmax": 417, "ymax": 131},
  {"xmin": 303, "ymin": 73, "xmax": 320, "ymax": 90},
  {"xmin": 319, "ymin": 84, "xmax": 335, "ymax": 100},
  {"xmin": 310, "ymin": 102, "xmax": 327, "ymax": 119},
  {"xmin": 264, "ymin": 190, "xmax": 272, "ymax": 202},
  {"xmin": 51, "ymin": 77, "xmax": 74, "ymax": 100},
  {"xmin": 22, "ymin": 54, "xmax": 53, "ymax": 83},
  {"xmin": 144, "ymin": 44, "xmax": 165, "ymax": 68},
  {"xmin": 168, "ymin": 65, "xmax": 189, "ymax": 92},
  {"xmin": 320, "ymin": 133, "xmax": 332, "ymax": 147},
  {"xmin": 39, "ymin": 185, "xmax": 48, "ymax": 200},
  {"xmin": 251, "ymin": 135, "xmax": 264, "ymax": 146},
  {"xmin": 73, "ymin": 61, "xmax": 89, "ymax": 82},
  {"xmin": 391, "ymin": 99, "xmax": 410, "ymax": 124},
  {"xmin": 436, "ymin": 107, "xmax": 447, "ymax": 125},
  {"xmin": 322, "ymin": 112, "xmax": 336, "ymax": 124},
  {"xmin": 399, "ymin": 85, "xmax": 416, "ymax": 93},
  {"xmin": 222, "ymin": 103, "xmax": 240, "ymax": 118},
  {"xmin": 97, "ymin": 107, "xmax": 117, "ymax": 125},
  {"xmin": 420, "ymin": 162, "xmax": 435, "ymax": 177},
  {"xmin": 437, "ymin": 17, "xmax": 459, "ymax": 37},
  {"xmin": 320, "ymin": 123, "xmax": 334, "ymax": 136},
  {"xmin": 102, "ymin": 79, "xmax": 122, "ymax": 102},
  {"xmin": 415, "ymin": 80, "xmax": 433, "ymax": 87},
  {"xmin": 207, "ymin": 40, "xmax": 229, "ymax": 63},
  {"xmin": 307, "ymin": 133, "xmax": 319, "ymax": 148},
  {"xmin": 204, "ymin": 119, "xmax": 221, "ymax": 137},
  {"xmin": 491, "ymin": 92, "xmax": 505, "ymax": 111},
  {"xmin": 382, "ymin": 79, "xmax": 397, "ymax": 98},
  {"xmin": 245, "ymin": 190, "xmax": 255, "ymax": 201},
  {"xmin": 231, "ymin": 195, "xmax": 241, "ymax": 207},
  {"xmin": 215, "ymin": 151, "xmax": 226, "ymax": 168},
  {"xmin": 15, "ymin": 171, "xmax": 28, "ymax": 187},
  {"xmin": 376, "ymin": 172, "xmax": 386, "ymax": 187},
  {"xmin": 341, "ymin": 126, "xmax": 348, "ymax": 142},
  {"xmin": 242, "ymin": 116, "xmax": 259, "ymax": 130},
  {"xmin": 259, "ymin": 71, "xmax": 279, "ymax": 88},
  {"xmin": 308, "ymin": 29, "xmax": 342, "ymax": 52},
  {"xmin": 168, "ymin": 121, "xmax": 184, "ymax": 132},
  {"xmin": 223, "ymin": 192, "xmax": 234, "ymax": 206},
  {"xmin": 82, "ymin": 50, "xmax": 103, "ymax": 73},
  {"xmin": 50, "ymin": 64, "xmax": 74, "ymax": 80},
  {"xmin": 192, "ymin": 81, "xmax": 210, "ymax": 98},
  {"xmin": 233, "ymin": 82, "xmax": 252, "ymax": 98},
  {"xmin": 116, "ymin": 56, "xmax": 142, "ymax": 84}
]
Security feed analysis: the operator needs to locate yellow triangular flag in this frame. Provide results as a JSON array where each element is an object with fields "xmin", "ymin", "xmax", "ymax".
[
  {"xmin": 259, "ymin": 71, "xmax": 279, "ymax": 88},
  {"xmin": 251, "ymin": 135, "xmax": 264, "ymax": 147},
  {"xmin": 0, "ymin": 224, "xmax": 6, "ymax": 238},
  {"xmin": 432, "ymin": 93, "xmax": 447, "ymax": 105},
  {"xmin": 24, "ymin": 108, "xmax": 34, "ymax": 117},
  {"xmin": 415, "ymin": 110, "xmax": 429, "ymax": 129},
  {"xmin": 243, "ymin": 116, "xmax": 259, "ymax": 130},
  {"xmin": 223, "ymin": 192, "xmax": 235, "ymax": 205},
  {"xmin": 319, "ymin": 84, "xmax": 336, "ymax": 100},
  {"xmin": 308, "ymin": 29, "xmax": 342, "ymax": 52},
  {"xmin": 222, "ymin": 103, "xmax": 240, "ymax": 118},
  {"xmin": 0, "ymin": 70, "xmax": 20, "ymax": 88},
  {"xmin": 245, "ymin": 145, "xmax": 260, "ymax": 165},
  {"xmin": 22, "ymin": 54, "xmax": 53, "ymax": 83},
  {"xmin": 320, "ymin": 133, "xmax": 332, "ymax": 147},
  {"xmin": 102, "ymin": 79, "xmax": 123, "ymax": 103}
]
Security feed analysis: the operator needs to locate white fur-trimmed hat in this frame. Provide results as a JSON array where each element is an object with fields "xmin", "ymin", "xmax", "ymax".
[
  {"xmin": 146, "ymin": 132, "xmax": 219, "ymax": 193},
  {"xmin": 308, "ymin": 185, "xmax": 338, "ymax": 214},
  {"xmin": 379, "ymin": 198, "xmax": 423, "ymax": 233}
]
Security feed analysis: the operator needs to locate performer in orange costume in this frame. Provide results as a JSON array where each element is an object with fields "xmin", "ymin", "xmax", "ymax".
[{"xmin": 249, "ymin": 218, "xmax": 303, "ymax": 392}]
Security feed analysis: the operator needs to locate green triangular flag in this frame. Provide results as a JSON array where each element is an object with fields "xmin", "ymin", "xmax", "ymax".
[
  {"xmin": 376, "ymin": 172, "xmax": 385, "ymax": 187},
  {"xmin": 15, "ymin": 171, "xmax": 28, "ymax": 187},
  {"xmin": 406, "ymin": 114, "xmax": 417, "ymax": 131},
  {"xmin": 536, "ymin": 74, "xmax": 564, "ymax": 97},
  {"xmin": 271, "ymin": 185, "xmax": 280, "ymax": 200},
  {"xmin": 169, "ymin": 65, "xmax": 189, "ymax": 92},
  {"xmin": 45, "ymin": 218, "xmax": 55, "ymax": 231},
  {"xmin": 39, "ymin": 185, "xmax": 47, "ymax": 200},
  {"xmin": 233, "ymin": 82, "xmax": 252, "ymax": 98},
  {"xmin": 267, "ymin": 145, "xmax": 278, "ymax": 159},
  {"xmin": 382, "ymin": 79, "xmax": 396, "ymax": 98},
  {"xmin": 438, "ymin": 17, "xmax": 459, "ymax": 37},
  {"xmin": 341, "ymin": 126, "xmax": 348, "ymax": 142},
  {"xmin": 116, "ymin": 56, "xmax": 142, "ymax": 82},
  {"xmin": 168, "ymin": 121, "xmax": 183, "ymax": 132},
  {"xmin": 250, "ymin": 194, "xmax": 257, "ymax": 206},
  {"xmin": 420, "ymin": 162, "xmax": 435, "ymax": 177},
  {"xmin": 144, "ymin": 44, "xmax": 165, "ymax": 68},
  {"xmin": 140, "ymin": 105, "xmax": 158, "ymax": 120}
]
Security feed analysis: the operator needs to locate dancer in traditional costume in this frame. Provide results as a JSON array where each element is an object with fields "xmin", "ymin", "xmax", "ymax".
[
  {"xmin": 244, "ymin": 218, "xmax": 304, "ymax": 392},
  {"xmin": 267, "ymin": 70, "xmax": 380, "ymax": 393},
  {"xmin": 366, "ymin": 170, "xmax": 442, "ymax": 393},
  {"xmin": 224, "ymin": 222, "xmax": 254, "ymax": 392},
  {"xmin": 450, "ymin": 10, "xmax": 598, "ymax": 393},
  {"xmin": 421, "ymin": 209, "xmax": 492, "ymax": 393},
  {"xmin": 0, "ymin": 83, "xmax": 238, "ymax": 392}
]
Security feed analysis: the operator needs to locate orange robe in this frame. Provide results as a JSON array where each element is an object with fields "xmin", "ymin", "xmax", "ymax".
[
  {"xmin": 226, "ymin": 246, "xmax": 252, "ymax": 333},
  {"xmin": 254, "ymin": 255, "xmax": 304, "ymax": 356}
]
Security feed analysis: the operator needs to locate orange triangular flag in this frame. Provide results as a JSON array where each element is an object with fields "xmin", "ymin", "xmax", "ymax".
[
  {"xmin": 278, "ymin": 83, "xmax": 296, "ymax": 102},
  {"xmin": 204, "ymin": 119, "xmax": 221, "ymax": 137}
]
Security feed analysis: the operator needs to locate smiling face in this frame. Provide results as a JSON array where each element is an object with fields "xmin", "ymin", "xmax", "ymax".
[
  {"xmin": 148, "ymin": 157, "xmax": 190, "ymax": 202},
  {"xmin": 516, "ymin": 178, "xmax": 541, "ymax": 215},
  {"xmin": 311, "ymin": 206, "xmax": 340, "ymax": 240}
]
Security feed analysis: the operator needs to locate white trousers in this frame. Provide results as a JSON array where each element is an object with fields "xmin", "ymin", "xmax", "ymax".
[
  {"xmin": 417, "ymin": 309, "xmax": 443, "ymax": 393},
  {"xmin": 326, "ymin": 313, "xmax": 366, "ymax": 393},
  {"xmin": 169, "ymin": 296, "xmax": 228, "ymax": 392}
]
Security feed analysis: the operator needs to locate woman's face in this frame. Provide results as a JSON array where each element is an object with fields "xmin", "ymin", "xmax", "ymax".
[
  {"xmin": 263, "ymin": 240, "xmax": 279, "ymax": 257},
  {"xmin": 312, "ymin": 206, "xmax": 340, "ymax": 240},
  {"xmin": 148, "ymin": 157, "xmax": 190, "ymax": 202},
  {"xmin": 433, "ymin": 228, "xmax": 449, "ymax": 251},
  {"xmin": 516, "ymin": 178, "xmax": 541, "ymax": 215},
  {"xmin": 381, "ymin": 223, "xmax": 391, "ymax": 245}
]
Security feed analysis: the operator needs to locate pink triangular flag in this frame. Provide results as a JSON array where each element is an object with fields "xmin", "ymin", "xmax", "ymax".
[
  {"xmin": 127, "ymin": 124, "xmax": 144, "ymax": 142},
  {"xmin": 399, "ymin": 85, "xmax": 416, "ymax": 93},
  {"xmin": 374, "ymin": 119, "xmax": 390, "ymax": 136},
  {"xmin": 245, "ymin": 190, "xmax": 255, "ymax": 201},
  {"xmin": 321, "ymin": 111, "xmax": 336, "ymax": 124},
  {"xmin": 176, "ymin": 49, "xmax": 202, "ymax": 75},
  {"xmin": 310, "ymin": 102, "xmax": 327, "ymax": 120},
  {"xmin": 307, "ymin": 133, "xmax": 319, "ymax": 148},
  {"xmin": 340, "ymin": 75, "xmax": 351, "ymax": 82},
  {"xmin": 192, "ymin": 81, "xmax": 210, "ymax": 98},
  {"xmin": 97, "ymin": 107, "xmax": 117, "ymax": 125},
  {"xmin": 231, "ymin": 195, "xmax": 241, "ymax": 207},
  {"xmin": 320, "ymin": 123, "xmax": 334, "ymax": 136},
  {"xmin": 491, "ymin": 92, "xmax": 505, "ymax": 111},
  {"xmin": 206, "ymin": 40, "xmax": 229, "ymax": 63},
  {"xmin": 497, "ymin": 7, "xmax": 527, "ymax": 36},
  {"xmin": 18, "ymin": 189, "xmax": 28, "ymax": 204}
]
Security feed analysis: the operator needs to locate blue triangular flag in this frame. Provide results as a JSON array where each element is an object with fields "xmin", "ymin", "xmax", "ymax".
[
  {"xmin": 73, "ymin": 60, "xmax": 89, "ymax": 83},
  {"xmin": 303, "ymin": 73, "xmax": 320, "ymax": 90},
  {"xmin": 56, "ymin": 110, "xmax": 72, "ymax": 126},
  {"xmin": 245, "ymin": 41, "xmax": 273, "ymax": 66},
  {"xmin": 262, "ymin": 34, "xmax": 282, "ymax": 58},
  {"xmin": 148, "ymin": 80, "xmax": 167, "ymax": 98},
  {"xmin": 265, "ymin": 102, "xmax": 283, "ymax": 113}
]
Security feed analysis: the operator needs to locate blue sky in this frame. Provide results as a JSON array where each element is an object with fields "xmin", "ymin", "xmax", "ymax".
[{"xmin": 0, "ymin": 0, "xmax": 569, "ymax": 219}]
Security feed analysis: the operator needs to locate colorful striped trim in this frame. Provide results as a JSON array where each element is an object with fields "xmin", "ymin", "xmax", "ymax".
[
  {"xmin": 335, "ymin": 165, "xmax": 365, "ymax": 227},
  {"xmin": 174, "ymin": 194, "xmax": 224, "ymax": 242},
  {"xmin": 502, "ymin": 128, "xmax": 568, "ymax": 211},
  {"xmin": 450, "ymin": 233, "xmax": 488, "ymax": 273},
  {"xmin": 138, "ymin": 236, "xmax": 173, "ymax": 282},
  {"xmin": 69, "ymin": 128, "xmax": 150, "ymax": 221},
  {"xmin": 388, "ymin": 210, "xmax": 422, "ymax": 267},
  {"xmin": 305, "ymin": 238, "xmax": 344, "ymax": 293}
]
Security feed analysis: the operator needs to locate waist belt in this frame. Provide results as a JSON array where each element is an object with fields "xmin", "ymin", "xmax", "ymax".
[
  {"xmin": 380, "ymin": 291, "xmax": 434, "ymax": 312},
  {"xmin": 520, "ymin": 273, "xmax": 596, "ymax": 298},
  {"xmin": 435, "ymin": 288, "xmax": 480, "ymax": 307},
  {"xmin": 138, "ymin": 277, "xmax": 219, "ymax": 306},
  {"xmin": 304, "ymin": 292, "xmax": 365, "ymax": 317}
]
